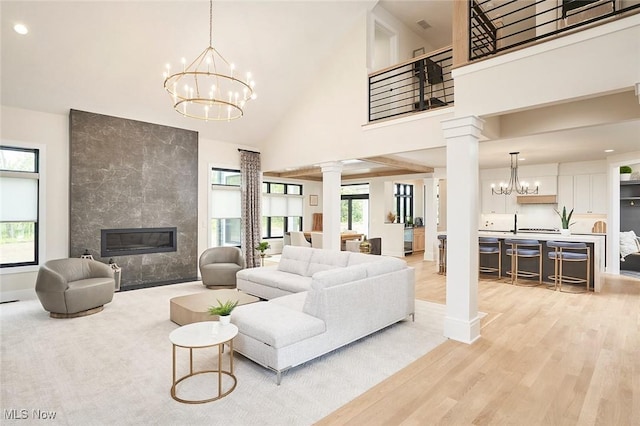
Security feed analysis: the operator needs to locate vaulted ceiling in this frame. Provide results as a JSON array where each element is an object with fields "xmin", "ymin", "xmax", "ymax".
[{"xmin": 2, "ymin": 1, "xmax": 639, "ymax": 181}]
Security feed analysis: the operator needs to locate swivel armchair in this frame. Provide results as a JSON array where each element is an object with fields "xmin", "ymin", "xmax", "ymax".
[
  {"xmin": 199, "ymin": 246, "xmax": 246, "ymax": 288},
  {"xmin": 35, "ymin": 258, "xmax": 115, "ymax": 318}
]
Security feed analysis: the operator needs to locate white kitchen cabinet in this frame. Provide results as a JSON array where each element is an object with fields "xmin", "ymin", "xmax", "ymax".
[
  {"xmin": 481, "ymin": 180, "xmax": 517, "ymax": 214},
  {"xmin": 574, "ymin": 173, "xmax": 606, "ymax": 214},
  {"xmin": 557, "ymin": 175, "xmax": 574, "ymax": 211},
  {"xmin": 559, "ymin": 173, "xmax": 606, "ymax": 214}
]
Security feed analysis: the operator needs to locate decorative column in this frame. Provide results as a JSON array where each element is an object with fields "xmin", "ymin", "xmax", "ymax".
[
  {"xmin": 441, "ymin": 115, "xmax": 484, "ymax": 344},
  {"xmin": 321, "ymin": 162, "xmax": 343, "ymax": 251},
  {"xmin": 423, "ymin": 177, "xmax": 439, "ymax": 261}
]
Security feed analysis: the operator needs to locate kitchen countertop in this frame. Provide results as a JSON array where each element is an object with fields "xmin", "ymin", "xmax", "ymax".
[{"xmin": 478, "ymin": 231, "xmax": 606, "ymax": 243}]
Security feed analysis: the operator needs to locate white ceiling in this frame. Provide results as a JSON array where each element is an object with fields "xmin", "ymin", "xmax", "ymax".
[{"xmin": 2, "ymin": 1, "xmax": 639, "ymax": 176}]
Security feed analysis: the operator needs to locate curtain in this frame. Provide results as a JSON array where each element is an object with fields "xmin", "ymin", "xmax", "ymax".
[{"xmin": 240, "ymin": 150, "xmax": 262, "ymax": 268}]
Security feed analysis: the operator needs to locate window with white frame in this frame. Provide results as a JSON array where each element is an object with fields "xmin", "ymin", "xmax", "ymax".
[
  {"xmin": 210, "ymin": 168, "xmax": 241, "ymax": 247},
  {"xmin": 262, "ymin": 182, "xmax": 303, "ymax": 239},
  {"xmin": 0, "ymin": 146, "xmax": 40, "ymax": 267}
]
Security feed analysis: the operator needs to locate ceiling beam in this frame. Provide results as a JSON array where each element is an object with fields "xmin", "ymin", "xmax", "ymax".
[
  {"xmin": 359, "ymin": 155, "xmax": 434, "ymax": 173},
  {"xmin": 341, "ymin": 169, "xmax": 422, "ymax": 180},
  {"xmin": 263, "ymin": 169, "xmax": 322, "ymax": 181}
]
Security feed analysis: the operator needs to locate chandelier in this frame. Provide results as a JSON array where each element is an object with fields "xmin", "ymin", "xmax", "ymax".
[
  {"xmin": 163, "ymin": 0, "xmax": 256, "ymax": 121},
  {"xmin": 491, "ymin": 152, "xmax": 539, "ymax": 195}
]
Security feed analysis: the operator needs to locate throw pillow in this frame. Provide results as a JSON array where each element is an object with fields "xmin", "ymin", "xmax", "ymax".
[{"xmin": 620, "ymin": 230, "xmax": 640, "ymax": 260}]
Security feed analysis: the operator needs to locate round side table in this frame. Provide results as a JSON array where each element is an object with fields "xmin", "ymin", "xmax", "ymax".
[{"xmin": 169, "ymin": 321, "xmax": 238, "ymax": 404}]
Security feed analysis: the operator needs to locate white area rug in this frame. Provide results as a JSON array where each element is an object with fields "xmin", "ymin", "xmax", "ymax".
[{"xmin": 1, "ymin": 282, "xmax": 448, "ymax": 425}]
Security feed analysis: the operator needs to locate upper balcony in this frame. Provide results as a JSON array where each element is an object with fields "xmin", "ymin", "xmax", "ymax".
[{"xmin": 368, "ymin": 0, "xmax": 640, "ymax": 123}]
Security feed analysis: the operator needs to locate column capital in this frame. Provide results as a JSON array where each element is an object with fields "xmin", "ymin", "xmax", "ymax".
[
  {"xmin": 320, "ymin": 161, "xmax": 343, "ymax": 174},
  {"xmin": 441, "ymin": 115, "xmax": 484, "ymax": 139}
]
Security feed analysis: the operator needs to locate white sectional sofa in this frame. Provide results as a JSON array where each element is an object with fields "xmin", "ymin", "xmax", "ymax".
[{"xmin": 233, "ymin": 246, "xmax": 415, "ymax": 384}]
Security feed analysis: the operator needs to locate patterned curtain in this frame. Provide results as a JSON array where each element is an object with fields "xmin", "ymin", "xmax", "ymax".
[{"xmin": 240, "ymin": 150, "xmax": 261, "ymax": 268}]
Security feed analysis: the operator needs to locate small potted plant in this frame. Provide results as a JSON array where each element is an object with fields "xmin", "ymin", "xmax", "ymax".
[
  {"xmin": 255, "ymin": 241, "xmax": 270, "ymax": 266},
  {"xmin": 386, "ymin": 211, "xmax": 397, "ymax": 223},
  {"xmin": 555, "ymin": 206, "xmax": 575, "ymax": 236},
  {"xmin": 620, "ymin": 165, "xmax": 632, "ymax": 181},
  {"xmin": 208, "ymin": 299, "xmax": 239, "ymax": 325}
]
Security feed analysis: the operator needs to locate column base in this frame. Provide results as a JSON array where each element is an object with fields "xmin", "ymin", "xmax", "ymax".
[{"xmin": 444, "ymin": 315, "xmax": 481, "ymax": 344}]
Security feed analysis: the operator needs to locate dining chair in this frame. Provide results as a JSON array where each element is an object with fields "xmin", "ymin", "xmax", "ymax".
[
  {"xmin": 290, "ymin": 231, "xmax": 311, "ymax": 247},
  {"xmin": 310, "ymin": 232, "xmax": 323, "ymax": 249}
]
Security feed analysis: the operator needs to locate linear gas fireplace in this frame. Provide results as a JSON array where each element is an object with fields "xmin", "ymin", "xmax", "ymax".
[{"xmin": 101, "ymin": 227, "xmax": 177, "ymax": 257}]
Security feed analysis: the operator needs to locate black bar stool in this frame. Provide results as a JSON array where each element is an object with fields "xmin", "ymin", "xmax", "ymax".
[
  {"xmin": 547, "ymin": 241, "xmax": 590, "ymax": 292},
  {"xmin": 437, "ymin": 234, "xmax": 447, "ymax": 275},
  {"xmin": 505, "ymin": 239, "xmax": 542, "ymax": 286},
  {"xmin": 479, "ymin": 237, "xmax": 502, "ymax": 279}
]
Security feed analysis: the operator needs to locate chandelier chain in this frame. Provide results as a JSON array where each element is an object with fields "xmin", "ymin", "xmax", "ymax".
[{"xmin": 209, "ymin": 0, "xmax": 213, "ymax": 47}]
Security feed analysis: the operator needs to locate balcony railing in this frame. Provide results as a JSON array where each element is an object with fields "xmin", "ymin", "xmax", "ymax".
[
  {"xmin": 470, "ymin": 0, "xmax": 640, "ymax": 60},
  {"xmin": 368, "ymin": 47, "xmax": 454, "ymax": 122}
]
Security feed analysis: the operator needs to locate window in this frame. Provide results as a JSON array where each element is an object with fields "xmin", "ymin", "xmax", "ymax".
[
  {"xmin": 0, "ymin": 146, "xmax": 39, "ymax": 267},
  {"xmin": 341, "ymin": 184, "xmax": 369, "ymax": 234},
  {"xmin": 394, "ymin": 183, "xmax": 413, "ymax": 224},
  {"xmin": 210, "ymin": 168, "xmax": 241, "ymax": 247},
  {"xmin": 262, "ymin": 182, "xmax": 303, "ymax": 239}
]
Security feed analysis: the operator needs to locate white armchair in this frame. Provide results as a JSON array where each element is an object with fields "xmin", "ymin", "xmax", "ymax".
[{"xmin": 290, "ymin": 231, "xmax": 311, "ymax": 247}]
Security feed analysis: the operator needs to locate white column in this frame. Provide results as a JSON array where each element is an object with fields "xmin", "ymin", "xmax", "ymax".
[
  {"xmin": 441, "ymin": 116, "xmax": 484, "ymax": 344},
  {"xmin": 423, "ymin": 177, "xmax": 438, "ymax": 261},
  {"xmin": 321, "ymin": 161, "xmax": 343, "ymax": 251}
]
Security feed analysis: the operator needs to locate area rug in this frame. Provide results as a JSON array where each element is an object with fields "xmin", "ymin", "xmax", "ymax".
[{"xmin": 1, "ymin": 282, "xmax": 448, "ymax": 425}]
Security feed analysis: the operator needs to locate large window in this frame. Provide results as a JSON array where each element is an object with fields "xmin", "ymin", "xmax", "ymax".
[
  {"xmin": 262, "ymin": 182, "xmax": 303, "ymax": 239},
  {"xmin": 341, "ymin": 184, "xmax": 369, "ymax": 234},
  {"xmin": 394, "ymin": 183, "xmax": 413, "ymax": 224},
  {"xmin": 0, "ymin": 146, "xmax": 39, "ymax": 267},
  {"xmin": 210, "ymin": 168, "xmax": 241, "ymax": 247}
]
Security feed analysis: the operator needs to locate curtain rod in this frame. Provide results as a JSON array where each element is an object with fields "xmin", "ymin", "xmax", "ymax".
[{"xmin": 238, "ymin": 148, "xmax": 260, "ymax": 154}]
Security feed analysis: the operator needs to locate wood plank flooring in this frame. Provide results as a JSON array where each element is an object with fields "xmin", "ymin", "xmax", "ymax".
[{"xmin": 317, "ymin": 253, "xmax": 640, "ymax": 425}]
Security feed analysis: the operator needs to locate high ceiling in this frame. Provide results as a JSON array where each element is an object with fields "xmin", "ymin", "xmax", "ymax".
[{"xmin": 2, "ymin": 1, "xmax": 639, "ymax": 180}]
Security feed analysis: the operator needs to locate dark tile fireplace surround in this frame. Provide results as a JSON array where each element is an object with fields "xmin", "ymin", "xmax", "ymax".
[{"xmin": 69, "ymin": 110, "xmax": 198, "ymax": 290}]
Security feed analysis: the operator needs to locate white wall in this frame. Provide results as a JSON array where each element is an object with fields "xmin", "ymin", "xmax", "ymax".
[
  {"xmin": 368, "ymin": 5, "xmax": 437, "ymax": 72},
  {"xmin": 0, "ymin": 106, "xmax": 69, "ymax": 301}
]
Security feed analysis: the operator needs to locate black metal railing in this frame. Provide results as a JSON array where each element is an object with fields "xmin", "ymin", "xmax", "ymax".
[
  {"xmin": 470, "ymin": 0, "xmax": 640, "ymax": 60},
  {"xmin": 368, "ymin": 47, "xmax": 454, "ymax": 122}
]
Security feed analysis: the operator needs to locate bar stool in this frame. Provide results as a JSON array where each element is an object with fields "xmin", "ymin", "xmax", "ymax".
[
  {"xmin": 479, "ymin": 237, "xmax": 501, "ymax": 279},
  {"xmin": 547, "ymin": 241, "xmax": 590, "ymax": 292},
  {"xmin": 437, "ymin": 234, "xmax": 447, "ymax": 275},
  {"xmin": 505, "ymin": 239, "xmax": 542, "ymax": 286}
]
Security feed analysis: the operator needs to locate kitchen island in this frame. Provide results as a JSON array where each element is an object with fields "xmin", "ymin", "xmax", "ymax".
[{"xmin": 477, "ymin": 231, "xmax": 606, "ymax": 292}]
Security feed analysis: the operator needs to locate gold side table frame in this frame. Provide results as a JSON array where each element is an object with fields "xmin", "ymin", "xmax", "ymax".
[{"xmin": 169, "ymin": 322, "xmax": 238, "ymax": 404}]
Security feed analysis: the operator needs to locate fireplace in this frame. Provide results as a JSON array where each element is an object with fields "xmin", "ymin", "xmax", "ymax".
[{"xmin": 101, "ymin": 227, "xmax": 177, "ymax": 257}]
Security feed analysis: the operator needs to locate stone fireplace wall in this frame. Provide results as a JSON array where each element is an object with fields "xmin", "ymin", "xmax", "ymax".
[{"xmin": 69, "ymin": 110, "xmax": 198, "ymax": 288}]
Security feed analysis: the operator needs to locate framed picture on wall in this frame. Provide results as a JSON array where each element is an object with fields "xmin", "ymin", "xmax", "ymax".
[
  {"xmin": 413, "ymin": 47, "xmax": 425, "ymax": 58},
  {"xmin": 309, "ymin": 195, "xmax": 318, "ymax": 206}
]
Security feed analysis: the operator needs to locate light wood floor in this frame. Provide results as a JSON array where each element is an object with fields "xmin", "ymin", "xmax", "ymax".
[{"xmin": 317, "ymin": 253, "xmax": 640, "ymax": 425}]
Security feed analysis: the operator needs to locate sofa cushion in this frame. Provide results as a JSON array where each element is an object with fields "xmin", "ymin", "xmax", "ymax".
[
  {"xmin": 306, "ymin": 249, "xmax": 350, "ymax": 276},
  {"xmin": 232, "ymin": 302, "xmax": 326, "ymax": 348},
  {"xmin": 346, "ymin": 252, "xmax": 379, "ymax": 266},
  {"xmin": 277, "ymin": 246, "xmax": 314, "ymax": 276},
  {"xmin": 269, "ymin": 291, "xmax": 308, "ymax": 311},
  {"xmin": 365, "ymin": 257, "xmax": 406, "ymax": 277},
  {"xmin": 311, "ymin": 264, "xmax": 368, "ymax": 290},
  {"xmin": 239, "ymin": 267, "xmax": 312, "ymax": 293}
]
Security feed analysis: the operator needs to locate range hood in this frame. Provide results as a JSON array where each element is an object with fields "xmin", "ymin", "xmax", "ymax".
[{"xmin": 516, "ymin": 195, "xmax": 557, "ymax": 204}]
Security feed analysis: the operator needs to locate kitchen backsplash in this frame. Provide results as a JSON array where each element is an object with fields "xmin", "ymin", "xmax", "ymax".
[{"xmin": 480, "ymin": 204, "xmax": 606, "ymax": 234}]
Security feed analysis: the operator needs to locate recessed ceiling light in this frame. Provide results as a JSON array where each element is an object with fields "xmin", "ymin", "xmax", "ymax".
[
  {"xmin": 519, "ymin": 158, "xmax": 526, "ymax": 161},
  {"xmin": 14, "ymin": 23, "xmax": 28, "ymax": 35},
  {"xmin": 604, "ymin": 149, "xmax": 614, "ymax": 153}
]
